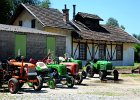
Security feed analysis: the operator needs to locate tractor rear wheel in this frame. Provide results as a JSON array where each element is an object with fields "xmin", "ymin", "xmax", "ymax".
[
  {"xmin": 67, "ymin": 76, "xmax": 75, "ymax": 88},
  {"xmin": 81, "ymin": 70, "xmax": 87, "ymax": 79},
  {"xmin": 113, "ymin": 70, "xmax": 119, "ymax": 80},
  {"xmin": 8, "ymin": 78, "xmax": 19, "ymax": 94},
  {"xmin": 48, "ymin": 78, "xmax": 55, "ymax": 89},
  {"xmin": 33, "ymin": 76, "xmax": 43, "ymax": 91},
  {"xmin": 76, "ymin": 73, "xmax": 83, "ymax": 85},
  {"xmin": 99, "ymin": 71, "xmax": 104, "ymax": 80},
  {"xmin": 86, "ymin": 65, "xmax": 94, "ymax": 77}
]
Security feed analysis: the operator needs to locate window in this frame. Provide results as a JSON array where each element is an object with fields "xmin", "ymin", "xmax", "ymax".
[
  {"xmin": 79, "ymin": 43, "xmax": 87, "ymax": 60},
  {"xmin": 31, "ymin": 19, "xmax": 35, "ymax": 28},
  {"xmin": 116, "ymin": 44, "xmax": 123, "ymax": 60},
  {"xmin": 19, "ymin": 21, "xmax": 22, "ymax": 26},
  {"xmin": 99, "ymin": 44, "xmax": 106, "ymax": 60}
]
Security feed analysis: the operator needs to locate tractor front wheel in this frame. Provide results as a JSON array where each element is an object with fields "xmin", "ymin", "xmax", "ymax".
[
  {"xmin": 86, "ymin": 65, "xmax": 94, "ymax": 77},
  {"xmin": 8, "ymin": 78, "xmax": 19, "ymax": 94},
  {"xmin": 33, "ymin": 76, "xmax": 43, "ymax": 91},
  {"xmin": 76, "ymin": 73, "xmax": 83, "ymax": 85},
  {"xmin": 81, "ymin": 70, "xmax": 87, "ymax": 79},
  {"xmin": 48, "ymin": 78, "xmax": 55, "ymax": 89},
  {"xmin": 113, "ymin": 70, "xmax": 119, "ymax": 81},
  {"xmin": 99, "ymin": 71, "xmax": 105, "ymax": 80},
  {"xmin": 67, "ymin": 76, "xmax": 75, "ymax": 88}
]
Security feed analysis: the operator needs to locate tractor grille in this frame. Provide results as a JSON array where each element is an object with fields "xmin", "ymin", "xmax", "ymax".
[
  {"xmin": 59, "ymin": 66, "xmax": 67, "ymax": 76},
  {"xmin": 106, "ymin": 63, "xmax": 112, "ymax": 70}
]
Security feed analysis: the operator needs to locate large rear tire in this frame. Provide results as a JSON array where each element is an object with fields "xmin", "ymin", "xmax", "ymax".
[
  {"xmin": 114, "ymin": 70, "xmax": 119, "ymax": 81},
  {"xmin": 67, "ymin": 76, "xmax": 75, "ymax": 88},
  {"xmin": 33, "ymin": 76, "xmax": 43, "ymax": 91},
  {"xmin": 8, "ymin": 78, "xmax": 19, "ymax": 94},
  {"xmin": 86, "ymin": 65, "xmax": 94, "ymax": 77}
]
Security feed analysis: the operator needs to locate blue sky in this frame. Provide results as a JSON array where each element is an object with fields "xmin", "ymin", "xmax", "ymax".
[{"xmin": 45, "ymin": 0, "xmax": 140, "ymax": 35}]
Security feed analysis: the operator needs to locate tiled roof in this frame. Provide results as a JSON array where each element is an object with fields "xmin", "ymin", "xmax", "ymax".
[
  {"xmin": 23, "ymin": 4, "xmax": 73, "ymax": 30},
  {"xmin": 0, "ymin": 24, "xmax": 65, "ymax": 36},
  {"xmin": 71, "ymin": 21, "xmax": 140, "ymax": 43},
  {"xmin": 77, "ymin": 12, "xmax": 103, "ymax": 21}
]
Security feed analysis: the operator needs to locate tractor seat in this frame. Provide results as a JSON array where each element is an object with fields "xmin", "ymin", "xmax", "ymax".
[{"xmin": 36, "ymin": 62, "xmax": 48, "ymax": 70}]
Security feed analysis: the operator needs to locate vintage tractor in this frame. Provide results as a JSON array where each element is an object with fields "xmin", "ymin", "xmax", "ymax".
[
  {"xmin": 35, "ymin": 62, "xmax": 56, "ymax": 89},
  {"xmin": 85, "ymin": 60, "xmax": 119, "ymax": 81},
  {"xmin": 29, "ymin": 54, "xmax": 75, "ymax": 88},
  {"xmin": 58, "ymin": 54, "xmax": 87, "ymax": 84},
  {"xmin": 60, "ymin": 61, "xmax": 83, "ymax": 84},
  {"xmin": 0, "ymin": 56, "xmax": 43, "ymax": 94}
]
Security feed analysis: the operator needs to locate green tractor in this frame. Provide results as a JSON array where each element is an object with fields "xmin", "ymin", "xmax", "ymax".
[
  {"xmin": 85, "ymin": 60, "xmax": 119, "ymax": 80},
  {"xmin": 30, "ymin": 54, "xmax": 75, "ymax": 88},
  {"xmin": 35, "ymin": 62, "xmax": 56, "ymax": 89}
]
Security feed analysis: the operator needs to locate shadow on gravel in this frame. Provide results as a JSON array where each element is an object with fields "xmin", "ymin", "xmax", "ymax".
[
  {"xmin": 93, "ymin": 78, "xmax": 124, "ymax": 84},
  {"xmin": 18, "ymin": 88, "xmax": 47, "ymax": 94},
  {"xmin": 57, "ymin": 86, "xmax": 78, "ymax": 90},
  {"xmin": 0, "ymin": 88, "xmax": 9, "ymax": 93}
]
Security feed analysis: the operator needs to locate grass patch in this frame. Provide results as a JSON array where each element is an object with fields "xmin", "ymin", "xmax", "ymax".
[
  {"xmin": 115, "ymin": 63, "xmax": 140, "ymax": 70},
  {"xmin": 121, "ymin": 74, "xmax": 140, "ymax": 77},
  {"xmin": 79, "ymin": 91, "xmax": 123, "ymax": 96}
]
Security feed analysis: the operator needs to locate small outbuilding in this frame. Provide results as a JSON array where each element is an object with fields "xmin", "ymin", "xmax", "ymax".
[{"xmin": 0, "ymin": 24, "xmax": 66, "ymax": 60}]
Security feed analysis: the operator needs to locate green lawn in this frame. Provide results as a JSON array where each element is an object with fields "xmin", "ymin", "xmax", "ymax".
[{"xmin": 115, "ymin": 63, "xmax": 140, "ymax": 70}]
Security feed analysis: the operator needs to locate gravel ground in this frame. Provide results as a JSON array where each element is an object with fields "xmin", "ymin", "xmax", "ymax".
[{"xmin": 1, "ymin": 74, "xmax": 140, "ymax": 100}]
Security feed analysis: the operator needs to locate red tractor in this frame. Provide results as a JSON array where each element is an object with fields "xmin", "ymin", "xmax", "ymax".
[
  {"xmin": 0, "ymin": 56, "xmax": 43, "ymax": 94},
  {"xmin": 60, "ymin": 61, "xmax": 83, "ymax": 84}
]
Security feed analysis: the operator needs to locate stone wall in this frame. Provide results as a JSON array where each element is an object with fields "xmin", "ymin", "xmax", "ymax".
[
  {"xmin": 0, "ymin": 31, "xmax": 15, "ymax": 59},
  {"xmin": 56, "ymin": 36, "xmax": 66, "ymax": 57},
  {"xmin": 26, "ymin": 34, "xmax": 46, "ymax": 60}
]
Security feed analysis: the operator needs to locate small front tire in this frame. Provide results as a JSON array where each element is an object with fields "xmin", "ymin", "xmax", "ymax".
[
  {"xmin": 8, "ymin": 78, "xmax": 19, "ymax": 94},
  {"xmin": 67, "ymin": 76, "xmax": 75, "ymax": 88},
  {"xmin": 33, "ymin": 76, "xmax": 43, "ymax": 91}
]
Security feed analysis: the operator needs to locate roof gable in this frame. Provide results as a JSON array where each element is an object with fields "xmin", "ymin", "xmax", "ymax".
[{"xmin": 9, "ymin": 3, "xmax": 73, "ymax": 30}]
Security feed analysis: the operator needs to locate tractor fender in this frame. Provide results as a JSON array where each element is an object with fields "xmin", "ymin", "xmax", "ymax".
[{"xmin": 85, "ymin": 61, "xmax": 94, "ymax": 67}]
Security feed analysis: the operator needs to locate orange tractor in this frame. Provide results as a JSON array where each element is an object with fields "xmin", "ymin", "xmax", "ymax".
[{"xmin": 0, "ymin": 56, "xmax": 43, "ymax": 94}]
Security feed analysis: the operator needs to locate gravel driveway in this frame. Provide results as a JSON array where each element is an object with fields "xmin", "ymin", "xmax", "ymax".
[{"xmin": 1, "ymin": 74, "xmax": 140, "ymax": 100}]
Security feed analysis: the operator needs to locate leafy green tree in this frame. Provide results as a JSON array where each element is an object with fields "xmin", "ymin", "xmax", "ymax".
[
  {"xmin": 106, "ymin": 17, "xmax": 125, "ymax": 30},
  {"xmin": 106, "ymin": 17, "xmax": 119, "ymax": 27},
  {"xmin": 0, "ymin": 0, "xmax": 14, "ymax": 24},
  {"xmin": 39, "ymin": 0, "xmax": 51, "ymax": 8},
  {"xmin": 0, "ymin": 0, "xmax": 42, "ymax": 24},
  {"xmin": 133, "ymin": 34, "xmax": 140, "ymax": 62},
  {"xmin": 120, "ymin": 25, "xmax": 125, "ymax": 30}
]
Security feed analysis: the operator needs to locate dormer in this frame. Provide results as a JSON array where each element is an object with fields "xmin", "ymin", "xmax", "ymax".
[{"xmin": 74, "ymin": 12, "xmax": 103, "ymax": 31}]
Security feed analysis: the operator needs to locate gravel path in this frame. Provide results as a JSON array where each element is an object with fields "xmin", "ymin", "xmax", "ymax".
[{"xmin": 1, "ymin": 74, "xmax": 140, "ymax": 100}]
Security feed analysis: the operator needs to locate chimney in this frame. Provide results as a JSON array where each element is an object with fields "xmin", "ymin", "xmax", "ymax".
[
  {"xmin": 62, "ymin": 4, "xmax": 69, "ymax": 23},
  {"xmin": 73, "ymin": 5, "xmax": 76, "ymax": 20}
]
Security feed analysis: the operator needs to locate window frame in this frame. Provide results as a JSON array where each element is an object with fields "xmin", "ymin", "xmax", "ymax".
[
  {"xmin": 116, "ymin": 44, "xmax": 123, "ymax": 60},
  {"xmin": 99, "ymin": 44, "xmax": 106, "ymax": 60},
  {"xmin": 79, "ymin": 42, "xmax": 87, "ymax": 60},
  {"xmin": 31, "ymin": 19, "xmax": 36, "ymax": 28},
  {"xmin": 19, "ymin": 20, "xmax": 22, "ymax": 26}
]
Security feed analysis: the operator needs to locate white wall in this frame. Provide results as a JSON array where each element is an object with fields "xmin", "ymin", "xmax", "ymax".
[
  {"xmin": 13, "ymin": 9, "xmax": 43, "ymax": 30},
  {"xmin": 73, "ymin": 42, "xmax": 135, "ymax": 66}
]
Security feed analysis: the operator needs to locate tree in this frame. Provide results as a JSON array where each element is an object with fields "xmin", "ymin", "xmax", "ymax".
[
  {"xmin": 0, "ymin": 0, "xmax": 40, "ymax": 24},
  {"xmin": 39, "ymin": 0, "xmax": 51, "ymax": 8},
  {"xmin": 133, "ymin": 34, "xmax": 140, "ymax": 62},
  {"xmin": 0, "ymin": 0, "xmax": 14, "ymax": 24},
  {"xmin": 106, "ymin": 17, "xmax": 119, "ymax": 27},
  {"xmin": 120, "ymin": 25, "xmax": 125, "ymax": 30},
  {"xmin": 106, "ymin": 17, "xmax": 125, "ymax": 30}
]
